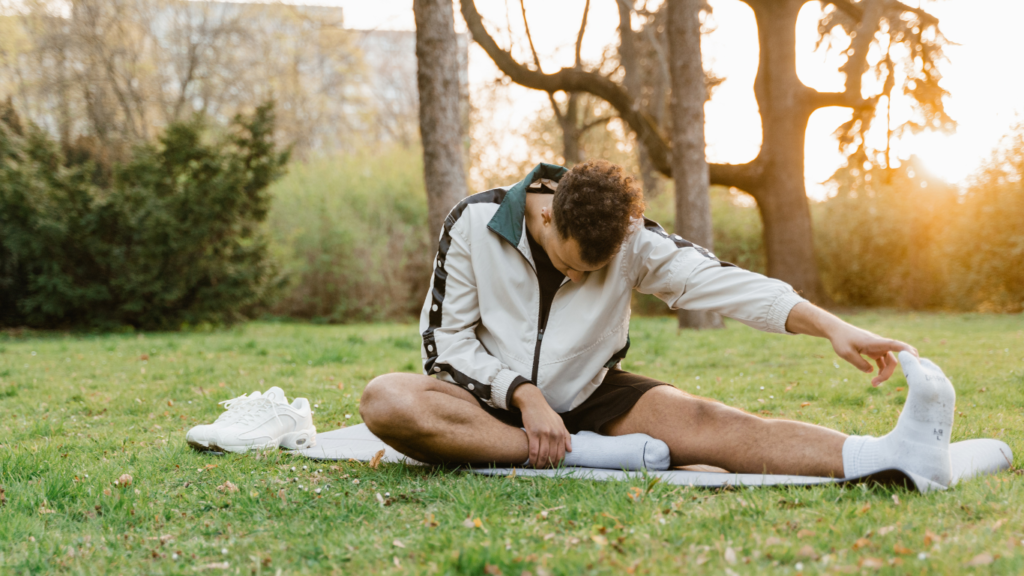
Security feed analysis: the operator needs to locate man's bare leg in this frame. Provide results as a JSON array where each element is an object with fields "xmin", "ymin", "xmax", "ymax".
[
  {"xmin": 359, "ymin": 373, "xmax": 529, "ymax": 465},
  {"xmin": 604, "ymin": 386, "xmax": 847, "ymax": 477}
]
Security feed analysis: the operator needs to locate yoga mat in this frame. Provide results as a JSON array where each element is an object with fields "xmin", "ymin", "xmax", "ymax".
[{"xmin": 293, "ymin": 424, "xmax": 1013, "ymax": 494}]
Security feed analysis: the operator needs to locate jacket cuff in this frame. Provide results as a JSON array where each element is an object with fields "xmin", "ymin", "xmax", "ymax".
[
  {"xmin": 766, "ymin": 290, "xmax": 807, "ymax": 335},
  {"xmin": 504, "ymin": 376, "xmax": 533, "ymax": 411},
  {"xmin": 488, "ymin": 369, "xmax": 524, "ymax": 410}
]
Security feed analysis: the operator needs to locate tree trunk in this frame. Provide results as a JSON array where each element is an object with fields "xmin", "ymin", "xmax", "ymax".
[
  {"xmin": 744, "ymin": 0, "xmax": 824, "ymax": 302},
  {"xmin": 414, "ymin": 0, "xmax": 469, "ymax": 241},
  {"xmin": 618, "ymin": 0, "xmax": 662, "ymax": 198},
  {"xmin": 668, "ymin": 0, "xmax": 722, "ymax": 330}
]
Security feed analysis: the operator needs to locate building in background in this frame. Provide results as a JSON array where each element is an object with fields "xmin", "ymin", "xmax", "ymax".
[{"xmin": 0, "ymin": 1, "xmax": 468, "ymax": 157}]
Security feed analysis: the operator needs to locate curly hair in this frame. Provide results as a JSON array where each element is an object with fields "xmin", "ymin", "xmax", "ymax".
[{"xmin": 553, "ymin": 160, "xmax": 645, "ymax": 265}]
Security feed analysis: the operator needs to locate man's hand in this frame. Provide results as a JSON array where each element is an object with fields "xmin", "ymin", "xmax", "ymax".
[
  {"xmin": 512, "ymin": 384, "xmax": 572, "ymax": 468},
  {"xmin": 786, "ymin": 302, "xmax": 918, "ymax": 386}
]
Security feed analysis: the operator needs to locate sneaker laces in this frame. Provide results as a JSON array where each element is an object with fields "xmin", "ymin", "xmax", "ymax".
[
  {"xmin": 232, "ymin": 396, "xmax": 285, "ymax": 428},
  {"xmin": 214, "ymin": 393, "xmax": 262, "ymax": 423}
]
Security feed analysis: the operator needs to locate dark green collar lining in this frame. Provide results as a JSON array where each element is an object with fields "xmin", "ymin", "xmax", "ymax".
[{"xmin": 487, "ymin": 162, "xmax": 568, "ymax": 246}]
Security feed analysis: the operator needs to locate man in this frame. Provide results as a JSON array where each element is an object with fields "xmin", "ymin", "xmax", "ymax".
[{"xmin": 359, "ymin": 161, "xmax": 954, "ymax": 486}]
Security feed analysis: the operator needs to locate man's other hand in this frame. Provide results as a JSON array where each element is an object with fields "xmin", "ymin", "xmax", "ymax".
[
  {"xmin": 512, "ymin": 384, "xmax": 572, "ymax": 468},
  {"xmin": 785, "ymin": 302, "xmax": 919, "ymax": 387}
]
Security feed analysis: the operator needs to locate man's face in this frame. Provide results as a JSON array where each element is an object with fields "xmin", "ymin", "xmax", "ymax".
[{"xmin": 544, "ymin": 233, "xmax": 610, "ymax": 283}]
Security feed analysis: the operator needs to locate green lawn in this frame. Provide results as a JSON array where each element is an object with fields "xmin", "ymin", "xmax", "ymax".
[{"xmin": 1, "ymin": 313, "xmax": 1022, "ymax": 575}]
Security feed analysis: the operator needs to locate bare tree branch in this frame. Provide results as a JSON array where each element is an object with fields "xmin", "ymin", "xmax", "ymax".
[
  {"xmin": 574, "ymin": 0, "xmax": 591, "ymax": 68},
  {"xmin": 462, "ymin": 0, "xmax": 758, "ymax": 188},
  {"xmin": 461, "ymin": 0, "xmax": 672, "ymax": 173}
]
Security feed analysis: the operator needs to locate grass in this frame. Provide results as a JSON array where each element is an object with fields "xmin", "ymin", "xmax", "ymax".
[{"xmin": 0, "ymin": 313, "xmax": 1022, "ymax": 575}]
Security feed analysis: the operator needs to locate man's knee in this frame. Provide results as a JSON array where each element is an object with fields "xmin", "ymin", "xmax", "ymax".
[{"xmin": 359, "ymin": 374, "xmax": 427, "ymax": 439}]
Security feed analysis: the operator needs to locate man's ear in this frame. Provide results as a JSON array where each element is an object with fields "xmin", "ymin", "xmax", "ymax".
[{"xmin": 541, "ymin": 206, "xmax": 553, "ymax": 226}]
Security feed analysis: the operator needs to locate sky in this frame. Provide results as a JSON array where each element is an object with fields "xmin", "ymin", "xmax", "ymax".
[{"xmin": 323, "ymin": 0, "xmax": 1024, "ymax": 198}]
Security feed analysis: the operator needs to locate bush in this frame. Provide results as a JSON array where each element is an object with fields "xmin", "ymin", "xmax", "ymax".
[
  {"xmin": 814, "ymin": 158, "xmax": 958, "ymax": 309},
  {"xmin": 266, "ymin": 147, "xmax": 433, "ymax": 323},
  {"xmin": 0, "ymin": 103, "xmax": 288, "ymax": 329},
  {"xmin": 945, "ymin": 124, "xmax": 1024, "ymax": 312}
]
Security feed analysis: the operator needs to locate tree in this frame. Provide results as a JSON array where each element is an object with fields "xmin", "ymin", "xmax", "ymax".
[
  {"xmin": 668, "ymin": 0, "xmax": 722, "ymax": 329},
  {"xmin": 414, "ymin": 0, "xmax": 469, "ymax": 238},
  {"xmin": 460, "ymin": 0, "xmax": 951, "ymax": 303}
]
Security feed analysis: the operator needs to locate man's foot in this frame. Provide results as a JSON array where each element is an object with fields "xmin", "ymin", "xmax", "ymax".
[
  {"xmin": 842, "ymin": 351, "xmax": 955, "ymax": 485},
  {"xmin": 526, "ymin": 431, "xmax": 671, "ymax": 470}
]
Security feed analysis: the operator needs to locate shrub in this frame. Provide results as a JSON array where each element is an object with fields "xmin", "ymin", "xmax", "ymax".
[
  {"xmin": 945, "ymin": 123, "xmax": 1024, "ymax": 312},
  {"xmin": 0, "ymin": 103, "xmax": 288, "ymax": 329},
  {"xmin": 266, "ymin": 147, "xmax": 433, "ymax": 323},
  {"xmin": 814, "ymin": 158, "xmax": 957, "ymax": 309}
]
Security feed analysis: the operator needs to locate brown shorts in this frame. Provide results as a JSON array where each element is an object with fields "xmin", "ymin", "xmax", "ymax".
[{"xmin": 471, "ymin": 369, "xmax": 670, "ymax": 434}]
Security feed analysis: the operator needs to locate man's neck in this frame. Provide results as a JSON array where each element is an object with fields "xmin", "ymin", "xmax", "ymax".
[{"xmin": 524, "ymin": 192, "xmax": 553, "ymax": 250}]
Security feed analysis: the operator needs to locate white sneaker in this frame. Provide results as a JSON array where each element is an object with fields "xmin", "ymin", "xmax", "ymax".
[
  {"xmin": 186, "ymin": 389, "xmax": 267, "ymax": 451},
  {"xmin": 196, "ymin": 387, "xmax": 316, "ymax": 454}
]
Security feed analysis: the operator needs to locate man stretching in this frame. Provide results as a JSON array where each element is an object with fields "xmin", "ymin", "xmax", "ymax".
[{"xmin": 359, "ymin": 161, "xmax": 955, "ymax": 486}]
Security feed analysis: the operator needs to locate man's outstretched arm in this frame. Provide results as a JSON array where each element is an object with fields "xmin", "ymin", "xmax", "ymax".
[{"xmin": 784, "ymin": 302, "xmax": 919, "ymax": 386}]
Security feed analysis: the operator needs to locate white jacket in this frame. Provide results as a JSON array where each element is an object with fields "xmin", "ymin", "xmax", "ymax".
[{"xmin": 419, "ymin": 163, "xmax": 807, "ymax": 413}]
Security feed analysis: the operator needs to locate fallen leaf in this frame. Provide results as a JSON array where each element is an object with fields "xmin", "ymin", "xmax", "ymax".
[
  {"xmin": 369, "ymin": 449, "xmax": 385, "ymax": 470},
  {"xmin": 724, "ymin": 546, "xmax": 737, "ymax": 565},
  {"xmin": 463, "ymin": 518, "xmax": 476, "ymax": 529},
  {"xmin": 992, "ymin": 518, "xmax": 1007, "ymax": 531},
  {"xmin": 116, "ymin": 474, "xmax": 133, "ymax": 487},
  {"xmin": 801, "ymin": 402, "xmax": 811, "ymax": 407},
  {"xmin": 423, "ymin": 513, "xmax": 439, "ymax": 528},
  {"xmin": 474, "ymin": 518, "xmax": 483, "ymax": 528},
  {"xmin": 965, "ymin": 552, "xmax": 994, "ymax": 567},
  {"xmin": 484, "ymin": 564, "xmax": 502, "ymax": 575},
  {"xmin": 924, "ymin": 530, "xmax": 941, "ymax": 546},
  {"xmin": 797, "ymin": 544, "xmax": 817, "ymax": 559},
  {"xmin": 627, "ymin": 486, "xmax": 643, "ymax": 502},
  {"xmin": 393, "ymin": 556, "xmax": 401, "ymax": 567},
  {"xmin": 375, "ymin": 493, "xmax": 385, "ymax": 505},
  {"xmin": 277, "ymin": 489, "xmax": 287, "ymax": 504},
  {"xmin": 859, "ymin": 557, "xmax": 884, "ymax": 569},
  {"xmin": 336, "ymin": 381, "xmax": 345, "ymax": 390},
  {"xmin": 38, "ymin": 501, "xmax": 56, "ymax": 514},
  {"xmin": 392, "ymin": 539, "xmax": 405, "ymax": 548},
  {"xmin": 765, "ymin": 536, "xmax": 784, "ymax": 546},
  {"xmin": 891, "ymin": 494, "xmax": 900, "ymax": 505},
  {"xmin": 695, "ymin": 552, "xmax": 709, "ymax": 566},
  {"xmin": 103, "ymin": 488, "xmax": 112, "ymax": 497},
  {"xmin": 852, "ymin": 538, "xmax": 872, "ymax": 550},
  {"xmin": 591, "ymin": 535, "xmax": 608, "ymax": 546},
  {"xmin": 857, "ymin": 503, "xmax": 871, "ymax": 515},
  {"xmin": 893, "ymin": 543, "xmax": 912, "ymax": 555},
  {"xmin": 878, "ymin": 525, "xmax": 896, "ymax": 536},
  {"xmin": 140, "ymin": 354, "xmax": 149, "ymax": 361},
  {"xmin": 197, "ymin": 562, "xmax": 230, "ymax": 571},
  {"xmin": 217, "ymin": 481, "xmax": 238, "ymax": 493},
  {"xmin": 797, "ymin": 529, "xmax": 815, "ymax": 539}
]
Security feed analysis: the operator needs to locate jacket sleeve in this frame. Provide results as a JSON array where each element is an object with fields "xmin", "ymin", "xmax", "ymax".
[
  {"xmin": 628, "ymin": 225, "xmax": 807, "ymax": 334},
  {"xmin": 420, "ymin": 221, "xmax": 530, "ymax": 410}
]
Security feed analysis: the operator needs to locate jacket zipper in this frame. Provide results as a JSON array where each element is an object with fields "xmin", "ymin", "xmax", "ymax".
[
  {"xmin": 531, "ymin": 279, "xmax": 565, "ymax": 384},
  {"xmin": 493, "ymin": 225, "xmax": 562, "ymax": 386}
]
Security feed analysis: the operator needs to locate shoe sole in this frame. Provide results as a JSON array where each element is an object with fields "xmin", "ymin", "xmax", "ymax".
[{"xmin": 187, "ymin": 427, "xmax": 317, "ymax": 454}]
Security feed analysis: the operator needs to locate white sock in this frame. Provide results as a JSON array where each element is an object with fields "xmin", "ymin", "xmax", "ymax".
[
  {"xmin": 523, "ymin": 431, "xmax": 671, "ymax": 471},
  {"xmin": 842, "ymin": 352, "xmax": 955, "ymax": 486}
]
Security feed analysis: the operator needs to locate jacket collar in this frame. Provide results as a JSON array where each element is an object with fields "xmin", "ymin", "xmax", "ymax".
[{"xmin": 487, "ymin": 162, "xmax": 568, "ymax": 247}]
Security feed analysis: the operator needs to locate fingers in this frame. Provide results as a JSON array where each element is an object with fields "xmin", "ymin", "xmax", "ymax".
[
  {"xmin": 528, "ymin": 433, "xmax": 539, "ymax": 468},
  {"xmin": 871, "ymin": 351, "xmax": 899, "ymax": 386},
  {"xmin": 841, "ymin": 349, "xmax": 873, "ymax": 373},
  {"xmin": 864, "ymin": 338, "xmax": 917, "ymax": 357}
]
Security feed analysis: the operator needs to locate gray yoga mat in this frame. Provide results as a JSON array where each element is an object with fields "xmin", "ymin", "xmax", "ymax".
[{"xmin": 293, "ymin": 424, "xmax": 1013, "ymax": 494}]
